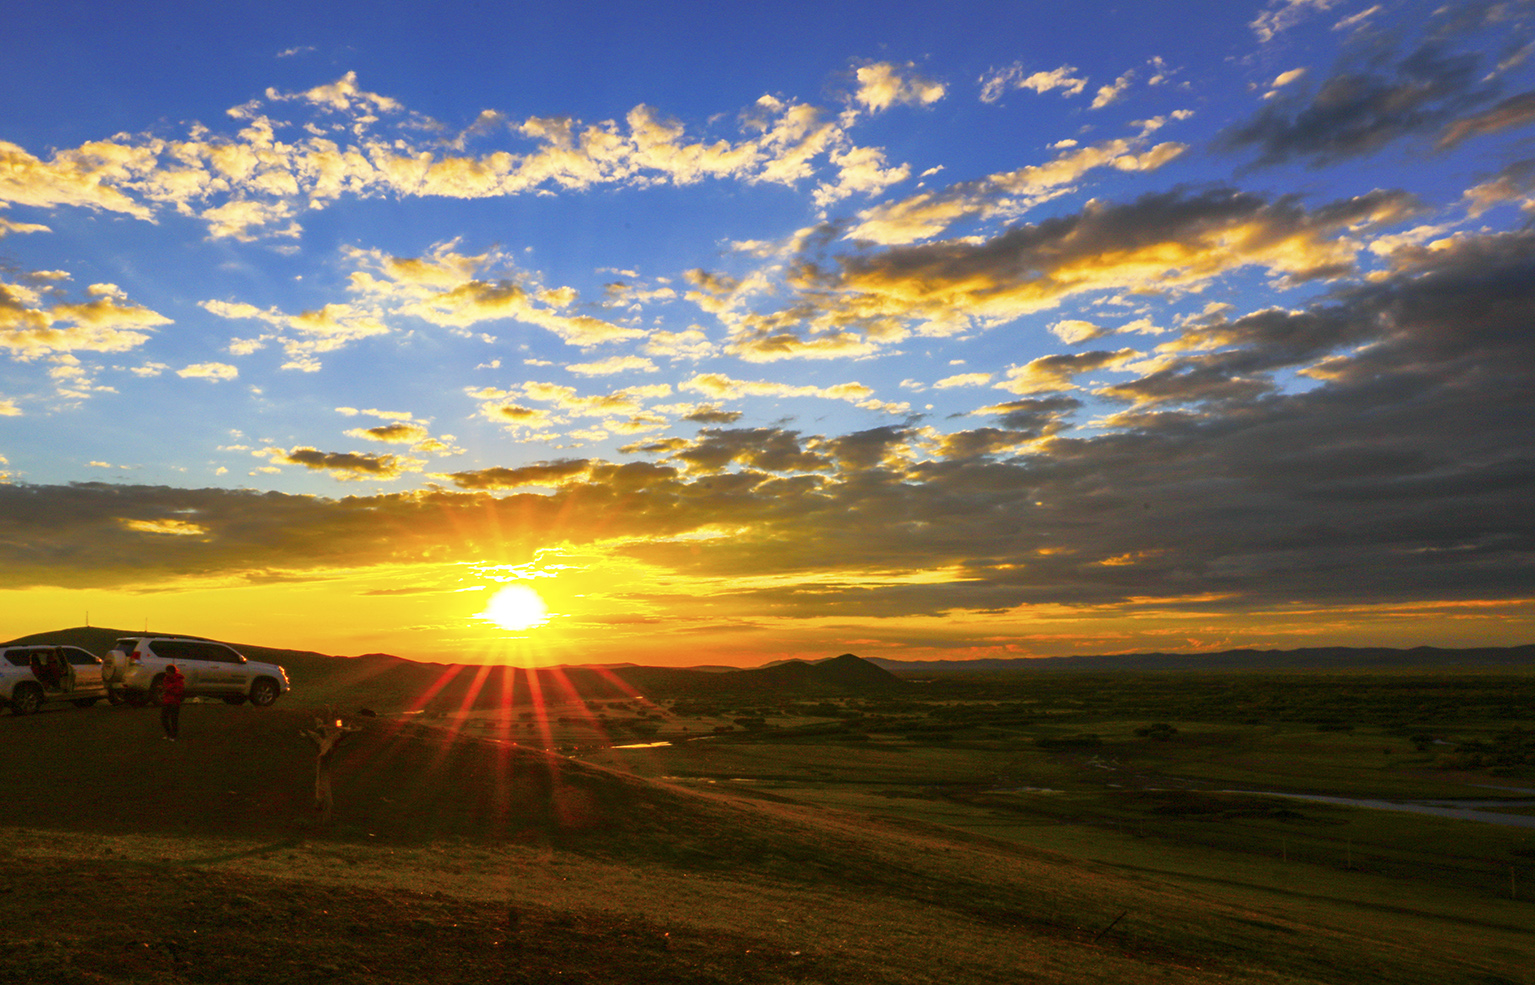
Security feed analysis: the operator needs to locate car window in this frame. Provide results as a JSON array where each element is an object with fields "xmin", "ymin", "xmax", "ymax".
[
  {"xmin": 64, "ymin": 648, "xmax": 101, "ymax": 665},
  {"xmin": 1, "ymin": 650, "xmax": 28, "ymax": 667},
  {"xmin": 148, "ymin": 640, "xmax": 190, "ymax": 661},
  {"xmin": 194, "ymin": 643, "xmax": 243, "ymax": 663}
]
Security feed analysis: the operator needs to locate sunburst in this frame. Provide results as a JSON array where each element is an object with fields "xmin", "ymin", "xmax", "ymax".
[{"xmin": 479, "ymin": 584, "xmax": 550, "ymax": 631}]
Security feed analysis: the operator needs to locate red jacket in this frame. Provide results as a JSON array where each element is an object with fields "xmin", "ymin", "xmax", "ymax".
[{"xmin": 161, "ymin": 669, "xmax": 185, "ymax": 705}]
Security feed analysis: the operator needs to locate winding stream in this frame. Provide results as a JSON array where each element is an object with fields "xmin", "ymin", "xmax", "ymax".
[{"xmin": 1221, "ymin": 790, "xmax": 1535, "ymax": 828}]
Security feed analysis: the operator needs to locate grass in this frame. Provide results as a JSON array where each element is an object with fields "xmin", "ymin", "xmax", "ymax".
[{"xmin": 0, "ymin": 669, "xmax": 1532, "ymax": 983}]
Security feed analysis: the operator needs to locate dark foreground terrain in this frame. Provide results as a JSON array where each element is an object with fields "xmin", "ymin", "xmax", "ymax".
[{"xmin": 1, "ymin": 655, "xmax": 1533, "ymax": 983}]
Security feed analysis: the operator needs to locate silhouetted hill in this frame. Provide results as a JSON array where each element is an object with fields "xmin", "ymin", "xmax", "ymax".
[
  {"xmin": 2, "ymin": 628, "xmax": 902, "ymax": 709},
  {"xmin": 867, "ymin": 644, "xmax": 1535, "ymax": 674}
]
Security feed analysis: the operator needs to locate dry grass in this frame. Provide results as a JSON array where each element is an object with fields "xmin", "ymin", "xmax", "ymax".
[{"xmin": 0, "ymin": 702, "xmax": 1527, "ymax": 984}]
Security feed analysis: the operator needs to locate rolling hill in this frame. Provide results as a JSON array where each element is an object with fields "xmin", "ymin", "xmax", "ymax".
[{"xmin": 1, "ymin": 627, "xmax": 905, "ymax": 712}]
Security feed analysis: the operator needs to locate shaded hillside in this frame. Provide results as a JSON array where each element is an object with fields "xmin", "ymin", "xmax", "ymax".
[
  {"xmin": 870, "ymin": 644, "xmax": 1535, "ymax": 674},
  {"xmin": 0, "ymin": 702, "xmax": 714, "ymax": 846}
]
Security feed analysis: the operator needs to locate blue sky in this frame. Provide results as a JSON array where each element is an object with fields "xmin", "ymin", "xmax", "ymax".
[{"xmin": 2, "ymin": 1, "xmax": 1533, "ymax": 664}]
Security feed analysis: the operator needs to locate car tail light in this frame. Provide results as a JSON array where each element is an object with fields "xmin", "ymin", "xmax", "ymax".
[{"xmin": 129, "ymin": 650, "xmax": 142, "ymax": 664}]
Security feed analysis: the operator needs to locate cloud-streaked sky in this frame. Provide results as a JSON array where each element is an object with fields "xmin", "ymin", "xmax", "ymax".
[{"xmin": 3, "ymin": 0, "xmax": 1533, "ymax": 665}]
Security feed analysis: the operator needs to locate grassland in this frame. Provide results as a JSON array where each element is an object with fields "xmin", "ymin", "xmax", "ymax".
[{"xmin": 1, "ymin": 659, "xmax": 1532, "ymax": 983}]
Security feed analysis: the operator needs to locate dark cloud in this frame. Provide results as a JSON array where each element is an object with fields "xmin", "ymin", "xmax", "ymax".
[
  {"xmin": 355, "ymin": 422, "xmax": 428, "ymax": 443},
  {"xmin": 982, "ymin": 396, "xmax": 1083, "ymax": 434},
  {"xmin": 683, "ymin": 406, "xmax": 743, "ymax": 424},
  {"xmin": 1439, "ymin": 89, "xmax": 1535, "ymax": 148},
  {"xmin": 668, "ymin": 428, "xmax": 833, "ymax": 474},
  {"xmin": 442, "ymin": 459, "xmax": 591, "ymax": 489},
  {"xmin": 1222, "ymin": 41, "xmax": 1496, "ymax": 165},
  {"xmin": 816, "ymin": 426, "xmax": 913, "ymax": 471},
  {"xmin": 1464, "ymin": 156, "xmax": 1535, "ymax": 214},
  {"xmin": 280, "ymin": 447, "xmax": 407, "ymax": 479}
]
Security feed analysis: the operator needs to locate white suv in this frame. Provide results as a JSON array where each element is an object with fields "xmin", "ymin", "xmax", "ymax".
[
  {"xmin": 101, "ymin": 636, "xmax": 290, "ymax": 707},
  {"xmin": 0, "ymin": 645, "xmax": 108, "ymax": 714}
]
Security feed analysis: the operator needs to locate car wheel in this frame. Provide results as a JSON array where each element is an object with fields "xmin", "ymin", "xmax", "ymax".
[
  {"xmin": 123, "ymin": 690, "xmax": 150, "ymax": 708},
  {"xmin": 10, "ymin": 683, "xmax": 43, "ymax": 716},
  {"xmin": 249, "ymin": 678, "xmax": 280, "ymax": 707},
  {"xmin": 105, "ymin": 687, "xmax": 125, "ymax": 706},
  {"xmin": 72, "ymin": 698, "xmax": 99, "ymax": 708}
]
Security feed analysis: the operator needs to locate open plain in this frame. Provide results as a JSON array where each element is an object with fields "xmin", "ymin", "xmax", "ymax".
[{"xmin": 0, "ymin": 633, "xmax": 1531, "ymax": 983}]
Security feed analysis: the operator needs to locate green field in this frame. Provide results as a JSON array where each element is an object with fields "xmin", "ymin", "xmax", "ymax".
[{"xmin": 1, "ymin": 660, "xmax": 1532, "ymax": 983}]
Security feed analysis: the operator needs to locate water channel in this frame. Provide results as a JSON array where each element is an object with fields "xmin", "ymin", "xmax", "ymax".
[{"xmin": 1221, "ymin": 789, "xmax": 1535, "ymax": 828}]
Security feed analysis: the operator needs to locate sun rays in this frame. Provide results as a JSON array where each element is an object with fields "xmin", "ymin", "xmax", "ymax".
[{"xmin": 478, "ymin": 584, "xmax": 550, "ymax": 631}]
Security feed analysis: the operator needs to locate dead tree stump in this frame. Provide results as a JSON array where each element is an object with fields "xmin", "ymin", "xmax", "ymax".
[{"xmin": 302, "ymin": 716, "xmax": 360, "ymax": 824}]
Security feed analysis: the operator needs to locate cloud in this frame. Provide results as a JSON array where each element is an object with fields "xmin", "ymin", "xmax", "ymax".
[
  {"xmin": 566, "ymin": 355, "xmax": 659, "ymax": 376},
  {"xmin": 662, "ymin": 427, "xmax": 833, "ymax": 474},
  {"xmin": 346, "ymin": 242, "xmax": 642, "ymax": 347},
  {"xmin": 1250, "ymin": 0, "xmax": 1343, "ymax": 43},
  {"xmin": 1437, "ymin": 90, "xmax": 1535, "ymax": 149},
  {"xmin": 813, "ymin": 145, "xmax": 911, "ymax": 208},
  {"xmin": 0, "ymin": 214, "xmax": 49, "ymax": 238},
  {"xmin": 345, "ymin": 421, "xmax": 429, "ymax": 444},
  {"xmin": 440, "ymin": 459, "xmax": 594, "ymax": 489},
  {"xmin": 464, "ymin": 380, "xmax": 677, "ymax": 441},
  {"xmin": 200, "ymin": 198, "xmax": 301, "ymax": 242},
  {"xmin": 285, "ymin": 71, "xmax": 403, "ymax": 115},
  {"xmin": 735, "ymin": 187, "xmax": 1420, "ymax": 359},
  {"xmin": 201, "ymin": 298, "xmax": 389, "ymax": 371},
  {"xmin": 851, "ymin": 62, "xmax": 946, "ymax": 114},
  {"xmin": 678, "ymin": 372, "xmax": 895, "ymax": 412},
  {"xmin": 120, "ymin": 518, "xmax": 208, "ymax": 537},
  {"xmin": 262, "ymin": 446, "xmax": 416, "ymax": 480},
  {"xmin": 1222, "ymin": 40, "xmax": 1496, "ymax": 166},
  {"xmin": 935, "ymin": 372, "xmax": 993, "ymax": 389},
  {"xmin": 1050, "ymin": 319, "xmax": 1107, "ymax": 344},
  {"xmin": 177, "ymin": 362, "xmax": 238, "ymax": 381},
  {"xmin": 1462, "ymin": 157, "xmax": 1535, "ymax": 216},
  {"xmin": 0, "ymin": 140, "xmax": 157, "ymax": 219},
  {"xmin": 1090, "ymin": 71, "xmax": 1136, "ymax": 110},
  {"xmin": 0, "ymin": 71, "xmax": 926, "ymax": 242},
  {"xmin": 998, "ymin": 350, "xmax": 1139, "ymax": 394},
  {"xmin": 979, "ymin": 63, "xmax": 1089, "ymax": 103},
  {"xmin": 1, "ymin": 275, "xmax": 168, "ymax": 362},
  {"xmin": 847, "ymin": 130, "xmax": 1187, "ymax": 245}
]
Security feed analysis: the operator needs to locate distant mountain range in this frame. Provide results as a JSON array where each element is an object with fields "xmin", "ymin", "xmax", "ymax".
[
  {"xmin": 5, "ymin": 628, "xmax": 1528, "ymax": 712},
  {"xmin": 864, "ymin": 645, "xmax": 1535, "ymax": 673}
]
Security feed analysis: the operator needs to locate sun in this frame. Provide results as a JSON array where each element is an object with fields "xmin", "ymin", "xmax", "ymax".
[{"xmin": 479, "ymin": 584, "xmax": 550, "ymax": 631}]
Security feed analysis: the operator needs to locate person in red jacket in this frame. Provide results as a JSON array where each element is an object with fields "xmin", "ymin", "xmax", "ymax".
[{"xmin": 160, "ymin": 664, "xmax": 185, "ymax": 740}]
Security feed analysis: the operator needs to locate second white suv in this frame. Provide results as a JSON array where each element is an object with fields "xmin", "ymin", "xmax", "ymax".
[
  {"xmin": 101, "ymin": 636, "xmax": 290, "ymax": 707},
  {"xmin": 0, "ymin": 644, "xmax": 108, "ymax": 714}
]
